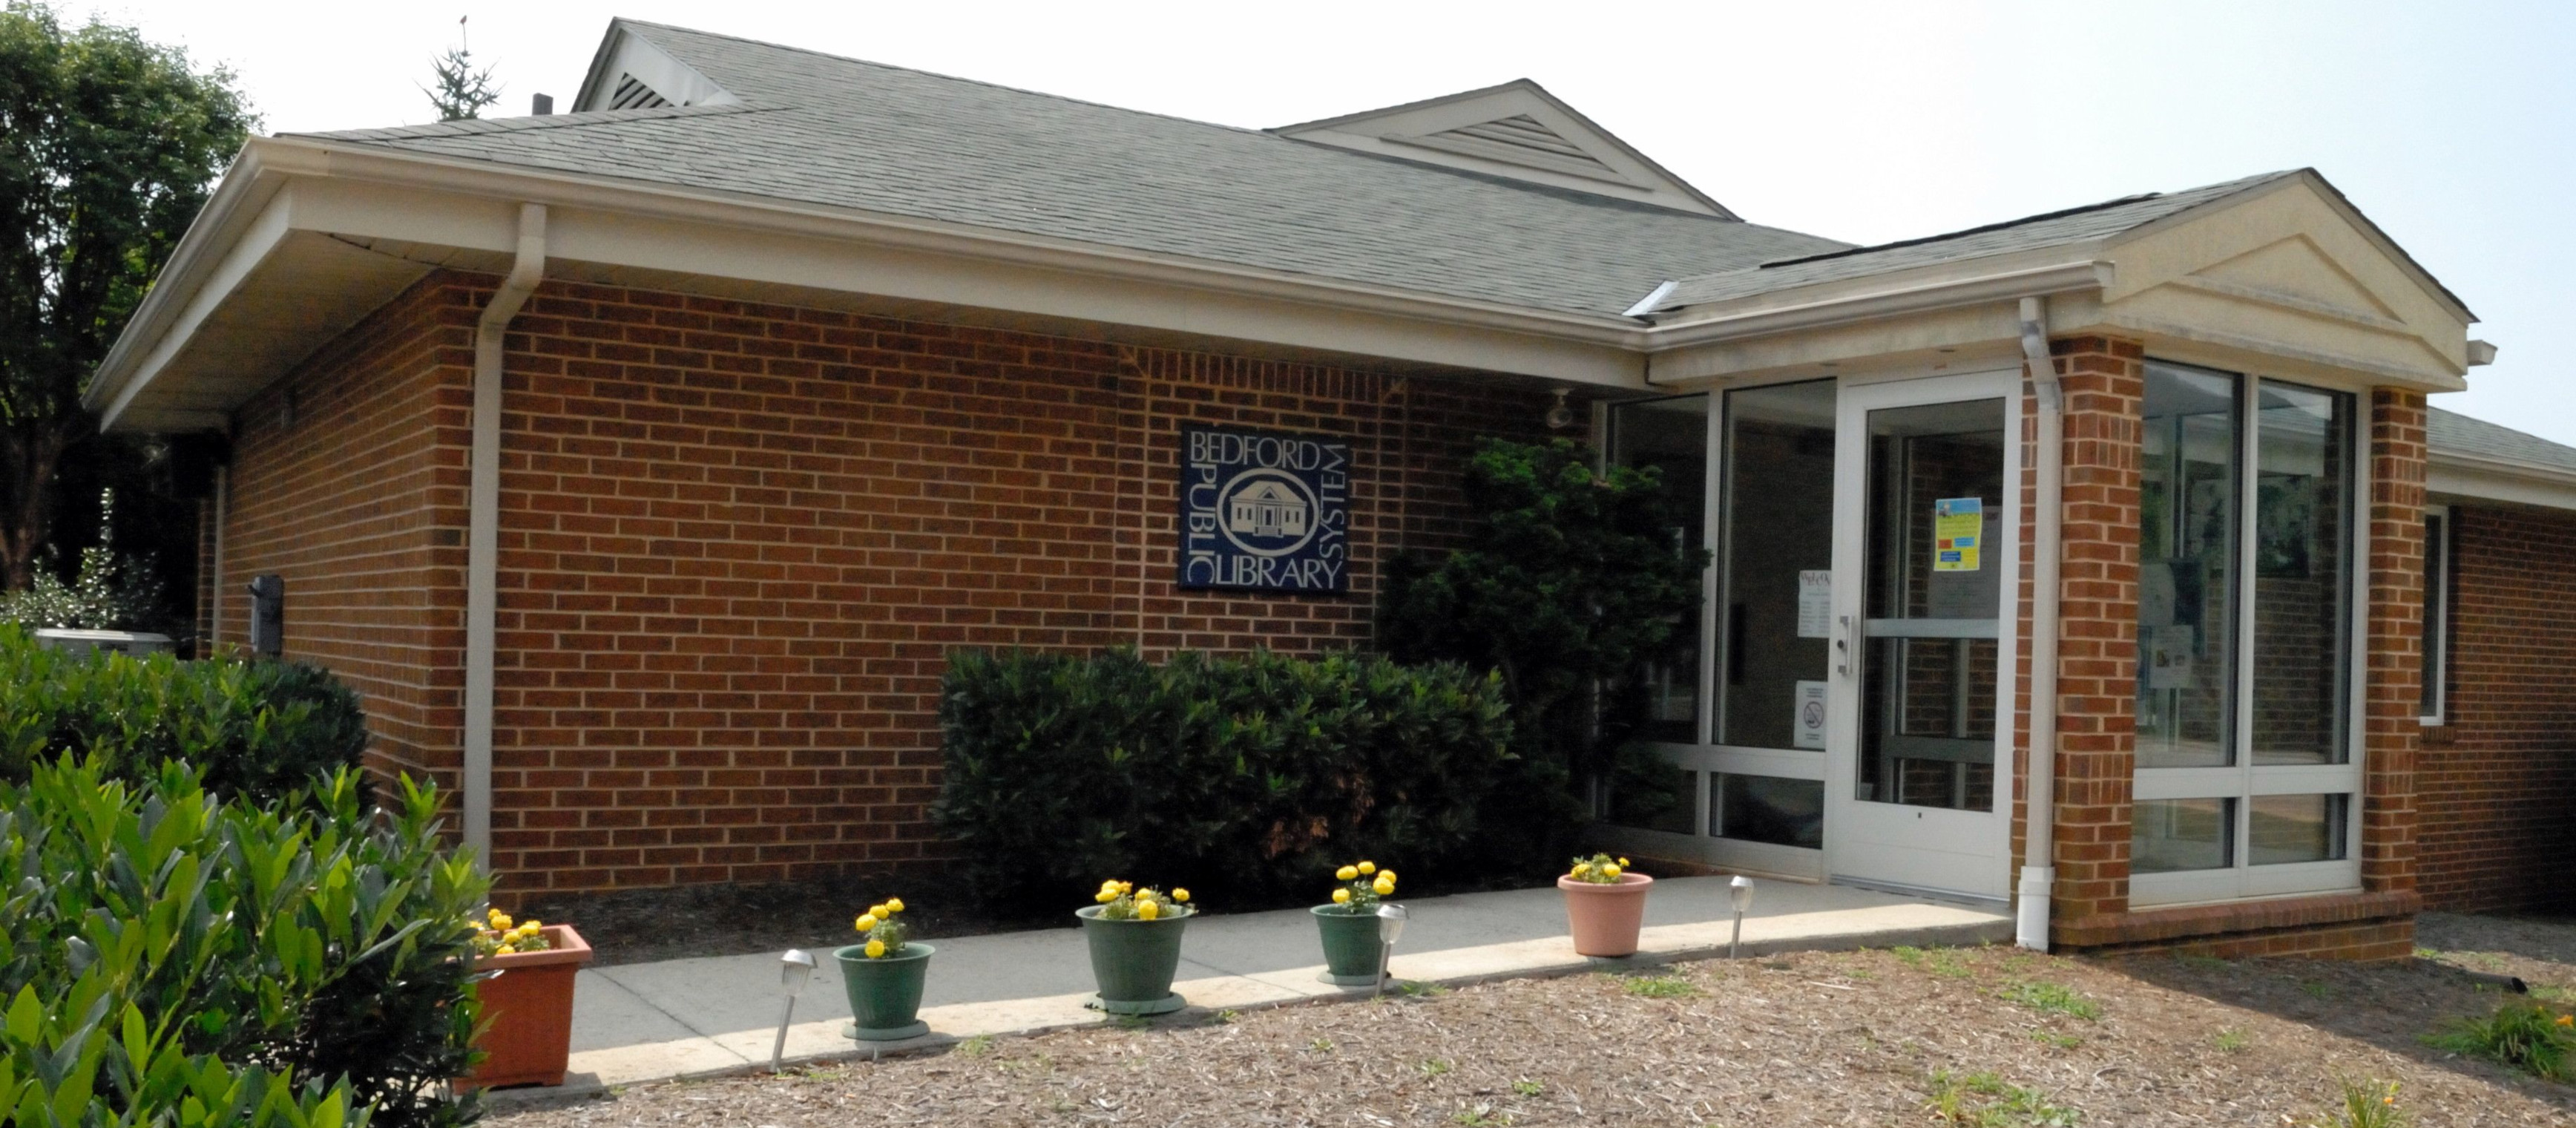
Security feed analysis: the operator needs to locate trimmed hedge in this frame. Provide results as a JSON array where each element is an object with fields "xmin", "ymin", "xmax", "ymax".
[
  {"xmin": 933, "ymin": 649, "xmax": 1519, "ymax": 907},
  {"xmin": 0, "ymin": 757, "xmax": 487, "ymax": 1128},
  {"xmin": 0, "ymin": 626, "xmax": 368, "ymax": 800}
]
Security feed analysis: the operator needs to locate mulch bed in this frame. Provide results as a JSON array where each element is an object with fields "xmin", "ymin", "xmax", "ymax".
[
  {"xmin": 491, "ymin": 934, "xmax": 2576, "ymax": 1126},
  {"xmin": 515, "ymin": 876, "xmax": 1057, "ymax": 967}
]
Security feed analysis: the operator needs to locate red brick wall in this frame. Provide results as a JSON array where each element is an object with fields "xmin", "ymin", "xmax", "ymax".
[
  {"xmin": 217, "ymin": 275, "xmax": 473, "ymax": 791},
  {"xmin": 2417, "ymin": 503, "xmax": 2576, "ymax": 912},
  {"xmin": 2360, "ymin": 390, "xmax": 2425, "ymax": 896}
]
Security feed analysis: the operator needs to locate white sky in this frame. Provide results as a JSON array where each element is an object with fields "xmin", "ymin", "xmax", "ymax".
[{"xmin": 66, "ymin": 0, "xmax": 2576, "ymax": 442}]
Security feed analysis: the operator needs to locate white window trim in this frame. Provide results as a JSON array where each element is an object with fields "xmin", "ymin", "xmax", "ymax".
[
  {"xmin": 2419, "ymin": 504, "xmax": 2451, "ymax": 726},
  {"xmin": 2131, "ymin": 367, "xmax": 2367, "ymax": 908}
]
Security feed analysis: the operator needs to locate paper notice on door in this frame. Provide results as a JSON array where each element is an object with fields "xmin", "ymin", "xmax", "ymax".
[
  {"xmin": 1933, "ymin": 496, "xmax": 1983, "ymax": 572},
  {"xmin": 1794, "ymin": 680, "xmax": 1828, "ymax": 750},
  {"xmin": 2143, "ymin": 624, "xmax": 2195, "ymax": 690},
  {"xmin": 1796, "ymin": 569, "xmax": 1833, "ymax": 639}
]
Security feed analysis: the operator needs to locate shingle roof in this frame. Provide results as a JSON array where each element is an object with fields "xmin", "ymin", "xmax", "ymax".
[
  {"xmin": 2429, "ymin": 408, "xmax": 2576, "ymax": 476},
  {"xmin": 1654, "ymin": 171, "xmax": 2303, "ymax": 309},
  {"xmin": 291, "ymin": 21, "xmax": 1847, "ymax": 318}
]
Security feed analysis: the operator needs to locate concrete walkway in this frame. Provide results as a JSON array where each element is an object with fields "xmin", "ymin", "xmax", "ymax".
[{"xmin": 548, "ymin": 877, "xmax": 2008, "ymax": 1092}]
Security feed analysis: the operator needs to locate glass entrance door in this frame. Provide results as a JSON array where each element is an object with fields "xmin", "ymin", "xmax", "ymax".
[{"xmin": 1825, "ymin": 372, "xmax": 2020, "ymax": 901}]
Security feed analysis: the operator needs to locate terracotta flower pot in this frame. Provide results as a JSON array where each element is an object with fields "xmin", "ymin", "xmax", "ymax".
[
  {"xmin": 1557, "ymin": 873, "xmax": 1654, "ymax": 957},
  {"xmin": 461, "ymin": 923, "xmax": 593, "ymax": 1090},
  {"xmin": 1312, "ymin": 905, "xmax": 1384, "ymax": 986},
  {"xmin": 1076, "ymin": 905, "xmax": 1191, "ymax": 1015},
  {"xmin": 835, "ymin": 941, "xmax": 935, "ymax": 1041}
]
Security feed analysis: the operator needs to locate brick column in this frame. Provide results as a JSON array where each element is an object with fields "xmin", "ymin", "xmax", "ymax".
[
  {"xmin": 2361, "ymin": 388, "xmax": 2426, "ymax": 894},
  {"xmin": 2040, "ymin": 335, "xmax": 2146, "ymax": 925}
]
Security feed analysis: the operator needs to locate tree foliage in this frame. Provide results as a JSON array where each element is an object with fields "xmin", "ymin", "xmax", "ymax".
[
  {"xmin": 421, "ymin": 45, "xmax": 497, "ymax": 122},
  {"xmin": 1376, "ymin": 437, "xmax": 1710, "ymax": 852},
  {"xmin": 0, "ymin": 1, "xmax": 254, "ymax": 592}
]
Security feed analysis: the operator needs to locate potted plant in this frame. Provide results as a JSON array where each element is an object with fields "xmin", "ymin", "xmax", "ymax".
[
  {"xmin": 460, "ymin": 908, "xmax": 594, "ymax": 1090},
  {"xmin": 1557, "ymin": 854, "xmax": 1652, "ymax": 958},
  {"xmin": 1076, "ymin": 879, "xmax": 1194, "ymax": 1015},
  {"xmin": 1313, "ymin": 860, "xmax": 1398, "ymax": 986},
  {"xmin": 835, "ymin": 898, "xmax": 933, "ymax": 1040}
]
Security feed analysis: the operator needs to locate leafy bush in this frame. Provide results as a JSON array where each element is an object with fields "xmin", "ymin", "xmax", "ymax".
[
  {"xmin": 1376, "ymin": 437, "xmax": 1710, "ymax": 863},
  {"xmin": 0, "ymin": 625, "xmax": 369, "ymax": 800},
  {"xmin": 0, "ymin": 489, "xmax": 171, "ymax": 633},
  {"xmin": 2425, "ymin": 1000, "xmax": 2575, "ymax": 1081},
  {"xmin": 933, "ymin": 649, "xmax": 1516, "ymax": 908},
  {"xmin": 0, "ymin": 756, "xmax": 488, "ymax": 1128}
]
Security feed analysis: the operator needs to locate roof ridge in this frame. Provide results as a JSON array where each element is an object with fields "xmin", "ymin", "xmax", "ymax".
[
  {"xmin": 1744, "ymin": 170, "xmax": 2301, "ymax": 273},
  {"xmin": 288, "ymin": 101, "xmax": 767, "ymax": 142}
]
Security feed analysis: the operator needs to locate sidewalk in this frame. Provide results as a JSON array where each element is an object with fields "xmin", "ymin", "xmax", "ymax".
[{"xmin": 545, "ymin": 876, "xmax": 2009, "ymax": 1093}]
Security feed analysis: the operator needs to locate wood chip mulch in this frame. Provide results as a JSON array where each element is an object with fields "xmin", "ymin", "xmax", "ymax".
[{"xmin": 493, "ymin": 936, "xmax": 2576, "ymax": 1127}]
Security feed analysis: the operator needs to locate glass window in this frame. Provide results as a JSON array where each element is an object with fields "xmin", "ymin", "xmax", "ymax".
[
  {"xmin": 2250, "ymin": 381, "xmax": 2353, "ymax": 765},
  {"xmin": 2138, "ymin": 365, "xmax": 2238, "ymax": 769},
  {"xmin": 2133, "ymin": 798, "xmax": 2234, "ymax": 873},
  {"xmin": 1712, "ymin": 773, "xmax": 1824, "ymax": 849},
  {"xmin": 1606, "ymin": 766, "xmax": 1697, "ymax": 835},
  {"xmin": 2419, "ymin": 509, "xmax": 2450, "ymax": 723},
  {"xmin": 1712, "ymin": 380, "xmax": 1837, "ymax": 750},
  {"xmin": 1609, "ymin": 395, "xmax": 1709, "ymax": 742},
  {"xmin": 2249, "ymin": 793, "xmax": 2347, "ymax": 865}
]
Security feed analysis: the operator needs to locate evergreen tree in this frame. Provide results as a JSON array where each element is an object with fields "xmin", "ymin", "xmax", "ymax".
[{"xmin": 421, "ymin": 16, "xmax": 498, "ymax": 121}]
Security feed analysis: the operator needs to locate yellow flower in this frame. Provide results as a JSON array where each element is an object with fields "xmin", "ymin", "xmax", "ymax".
[
  {"xmin": 1117, "ymin": 881, "xmax": 1133, "ymax": 894},
  {"xmin": 1603, "ymin": 864, "xmax": 1623, "ymax": 878},
  {"xmin": 1172, "ymin": 888, "xmax": 1189, "ymax": 903},
  {"xmin": 2559, "ymin": 1014, "xmax": 2574, "ymax": 1028},
  {"xmin": 488, "ymin": 911, "xmax": 513, "ymax": 930},
  {"xmin": 864, "ymin": 939, "xmax": 887, "ymax": 959},
  {"xmin": 870, "ymin": 905, "xmax": 890, "ymax": 921},
  {"xmin": 1372, "ymin": 876, "xmax": 1395, "ymax": 896},
  {"xmin": 494, "ymin": 943, "xmax": 516, "ymax": 955},
  {"xmin": 1137, "ymin": 899, "xmax": 1160, "ymax": 920},
  {"xmin": 1333, "ymin": 888, "xmax": 1353, "ymax": 904},
  {"xmin": 1095, "ymin": 890, "xmax": 1118, "ymax": 903},
  {"xmin": 1380, "ymin": 870, "xmax": 1396, "ymax": 884},
  {"xmin": 1357, "ymin": 861, "xmax": 1376, "ymax": 876},
  {"xmin": 855, "ymin": 914, "xmax": 877, "ymax": 933},
  {"xmin": 886, "ymin": 897, "xmax": 906, "ymax": 914},
  {"xmin": 1617, "ymin": 858, "xmax": 1630, "ymax": 868},
  {"xmin": 1335, "ymin": 865, "xmax": 1358, "ymax": 881}
]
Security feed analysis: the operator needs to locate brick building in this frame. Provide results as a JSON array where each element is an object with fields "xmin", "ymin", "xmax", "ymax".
[{"xmin": 89, "ymin": 19, "xmax": 2569, "ymax": 954}]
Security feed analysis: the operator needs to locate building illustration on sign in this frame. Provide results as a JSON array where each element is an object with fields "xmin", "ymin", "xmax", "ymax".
[
  {"xmin": 1180, "ymin": 426, "xmax": 1351, "ymax": 593},
  {"xmin": 1228, "ymin": 479, "xmax": 1310, "ymax": 539}
]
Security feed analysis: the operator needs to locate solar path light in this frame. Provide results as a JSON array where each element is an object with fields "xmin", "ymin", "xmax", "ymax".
[
  {"xmin": 773, "ymin": 948, "xmax": 817, "ymax": 1072},
  {"xmin": 1373, "ymin": 903, "xmax": 1410, "ymax": 997},
  {"xmin": 1729, "ymin": 876, "xmax": 1755, "ymax": 960}
]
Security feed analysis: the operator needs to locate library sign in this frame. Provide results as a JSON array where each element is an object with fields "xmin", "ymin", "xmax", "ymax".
[{"xmin": 1178, "ymin": 425, "xmax": 1350, "ymax": 594}]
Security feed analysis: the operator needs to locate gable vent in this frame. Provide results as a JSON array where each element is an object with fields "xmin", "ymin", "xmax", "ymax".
[
  {"xmin": 1396, "ymin": 115, "xmax": 1622, "ymax": 183},
  {"xmin": 608, "ymin": 73, "xmax": 670, "ymax": 110}
]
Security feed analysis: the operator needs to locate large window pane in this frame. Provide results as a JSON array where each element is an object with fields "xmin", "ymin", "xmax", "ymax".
[
  {"xmin": 1609, "ymin": 394, "xmax": 1709, "ymax": 742},
  {"xmin": 1607, "ymin": 766, "xmax": 1696, "ymax": 835},
  {"xmin": 2138, "ymin": 364, "xmax": 2239, "ymax": 769},
  {"xmin": 1712, "ymin": 773, "xmax": 1824, "ymax": 849},
  {"xmin": 2250, "ymin": 793, "xmax": 2347, "ymax": 865},
  {"xmin": 2250, "ymin": 381, "xmax": 2353, "ymax": 765},
  {"xmin": 2419, "ymin": 511, "xmax": 2448, "ymax": 721},
  {"xmin": 2132, "ymin": 798, "xmax": 2234, "ymax": 873},
  {"xmin": 1713, "ymin": 380, "xmax": 1836, "ymax": 750}
]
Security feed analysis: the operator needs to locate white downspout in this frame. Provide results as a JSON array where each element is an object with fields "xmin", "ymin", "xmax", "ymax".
[
  {"xmin": 2016, "ymin": 295, "xmax": 2063, "ymax": 951},
  {"xmin": 465, "ymin": 203, "xmax": 548, "ymax": 861}
]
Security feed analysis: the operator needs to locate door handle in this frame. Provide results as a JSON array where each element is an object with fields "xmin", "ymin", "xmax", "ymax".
[{"xmin": 1835, "ymin": 613, "xmax": 1860, "ymax": 678}]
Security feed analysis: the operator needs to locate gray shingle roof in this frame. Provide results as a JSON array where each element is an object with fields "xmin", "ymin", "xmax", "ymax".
[
  {"xmin": 2430, "ymin": 408, "xmax": 2576, "ymax": 476},
  {"xmin": 292, "ymin": 21, "xmax": 1847, "ymax": 318},
  {"xmin": 1655, "ymin": 171, "xmax": 2302, "ymax": 309}
]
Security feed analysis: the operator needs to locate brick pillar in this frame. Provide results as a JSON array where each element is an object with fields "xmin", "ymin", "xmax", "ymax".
[
  {"xmin": 2040, "ymin": 335, "xmax": 2145, "ymax": 925},
  {"xmin": 2361, "ymin": 388, "xmax": 2426, "ymax": 893}
]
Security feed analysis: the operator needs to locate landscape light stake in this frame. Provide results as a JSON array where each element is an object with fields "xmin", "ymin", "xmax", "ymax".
[
  {"xmin": 1729, "ymin": 876, "xmax": 1755, "ymax": 960},
  {"xmin": 1375, "ymin": 903, "xmax": 1410, "ymax": 997},
  {"xmin": 773, "ymin": 948, "xmax": 817, "ymax": 1072}
]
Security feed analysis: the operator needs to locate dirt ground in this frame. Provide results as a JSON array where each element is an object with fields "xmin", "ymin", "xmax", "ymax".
[{"xmin": 492, "ymin": 922, "xmax": 2576, "ymax": 1127}]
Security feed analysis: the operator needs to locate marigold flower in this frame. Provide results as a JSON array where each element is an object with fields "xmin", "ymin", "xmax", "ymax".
[
  {"xmin": 1373, "ymin": 877, "xmax": 1396, "ymax": 896},
  {"xmin": 864, "ymin": 939, "xmax": 886, "ymax": 959},
  {"xmin": 886, "ymin": 897, "xmax": 906, "ymax": 914},
  {"xmin": 1095, "ymin": 890, "xmax": 1118, "ymax": 903},
  {"xmin": 1335, "ymin": 865, "xmax": 1358, "ymax": 881},
  {"xmin": 1603, "ymin": 865, "xmax": 1623, "ymax": 878},
  {"xmin": 1172, "ymin": 888, "xmax": 1189, "ymax": 903},
  {"xmin": 1137, "ymin": 899, "xmax": 1160, "ymax": 921},
  {"xmin": 489, "ymin": 911, "xmax": 513, "ymax": 930},
  {"xmin": 1617, "ymin": 858, "xmax": 1630, "ymax": 868},
  {"xmin": 495, "ymin": 944, "xmax": 516, "ymax": 955},
  {"xmin": 1333, "ymin": 888, "xmax": 1352, "ymax": 904},
  {"xmin": 855, "ymin": 914, "xmax": 877, "ymax": 932},
  {"xmin": 1380, "ymin": 870, "xmax": 1396, "ymax": 884},
  {"xmin": 1357, "ymin": 862, "xmax": 1376, "ymax": 876}
]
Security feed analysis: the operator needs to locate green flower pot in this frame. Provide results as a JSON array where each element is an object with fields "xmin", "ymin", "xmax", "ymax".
[
  {"xmin": 1312, "ymin": 905, "xmax": 1384, "ymax": 986},
  {"xmin": 834, "ymin": 941, "xmax": 935, "ymax": 1041},
  {"xmin": 1077, "ymin": 905, "xmax": 1191, "ymax": 1014}
]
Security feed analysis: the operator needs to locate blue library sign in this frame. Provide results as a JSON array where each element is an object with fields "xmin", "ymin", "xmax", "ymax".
[{"xmin": 1178, "ymin": 425, "xmax": 1351, "ymax": 594}]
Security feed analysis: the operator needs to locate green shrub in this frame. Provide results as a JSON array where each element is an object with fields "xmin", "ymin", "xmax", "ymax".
[
  {"xmin": 0, "ymin": 756, "xmax": 487, "ymax": 1128},
  {"xmin": 2425, "ymin": 1000, "xmax": 2575, "ymax": 1081},
  {"xmin": 933, "ymin": 648, "xmax": 1517, "ymax": 907},
  {"xmin": 0, "ymin": 625, "xmax": 369, "ymax": 801}
]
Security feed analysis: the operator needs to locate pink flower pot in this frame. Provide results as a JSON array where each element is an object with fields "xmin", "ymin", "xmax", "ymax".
[{"xmin": 1557, "ymin": 873, "xmax": 1654, "ymax": 957}]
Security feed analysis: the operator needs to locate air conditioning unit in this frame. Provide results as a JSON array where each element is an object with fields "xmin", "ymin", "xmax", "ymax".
[{"xmin": 32, "ymin": 628, "xmax": 175, "ymax": 658}]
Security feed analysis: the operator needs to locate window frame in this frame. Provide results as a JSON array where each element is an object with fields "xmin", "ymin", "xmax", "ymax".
[
  {"xmin": 2419, "ymin": 505, "xmax": 2451, "ymax": 727},
  {"xmin": 2130, "ymin": 363, "xmax": 2366, "ymax": 908}
]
